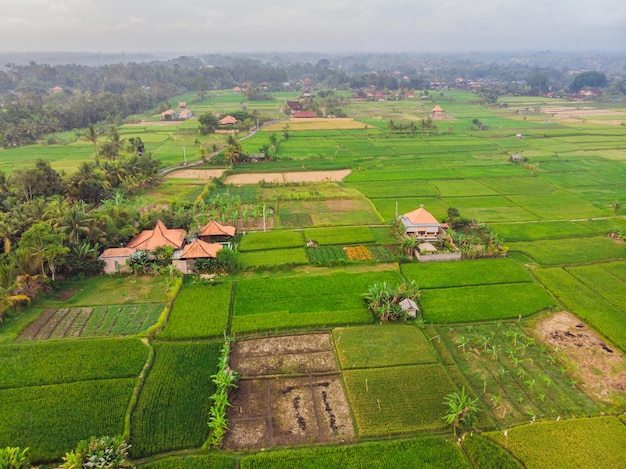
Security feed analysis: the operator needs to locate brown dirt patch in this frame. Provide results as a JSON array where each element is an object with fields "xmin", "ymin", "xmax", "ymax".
[
  {"xmin": 535, "ymin": 312, "xmax": 626, "ymax": 402},
  {"xmin": 56, "ymin": 289, "xmax": 78, "ymax": 301},
  {"xmin": 17, "ymin": 308, "xmax": 58, "ymax": 341},
  {"xmin": 542, "ymin": 106, "xmax": 626, "ymax": 124},
  {"xmin": 165, "ymin": 169, "xmax": 225, "ymax": 179},
  {"xmin": 224, "ymin": 170, "xmax": 351, "ymax": 185},
  {"xmin": 230, "ymin": 333, "xmax": 337, "ymax": 377},
  {"xmin": 225, "ymin": 375, "xmax": 354, "ymax": 450},
  {"xmin": 225, "ymin": 332, "xmax": 354, "ymax": 450}
]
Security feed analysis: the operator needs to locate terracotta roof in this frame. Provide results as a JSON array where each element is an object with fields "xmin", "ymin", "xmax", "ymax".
[
  {"xmin": 432, "ymin": 105, "xmax": 444, "ymax": 113},
  {"xmin": 404, "ymin": 207, "xmax": 439, "ymax": 225},
  {"xmin": 178, "ymin": 102, "xmax": 187, "ymax": 108},
  {"xmin": 126, "ymin": 220, "xmax": 186, "ymax": 251},
  {"xmin": 233, "ymin": 86, "xmax": 242, "ymax": 92},
  {"xmin": 219, "ymin": 115, "xmax": 237, "ymax": 125},
  {"xmin": 180, "ymin": 239, "xmax": 222, "ymax": 259},
  {"xmin": 179, "ymin": 109, "xmax": 193, "ymax": 118},
  {"xmin": 99, "ymin": 247, "xmax": 136, "ymax": 258},
  {"xmin": 199, "ymin": 220, "xmax": 236, "ymax": 237}
]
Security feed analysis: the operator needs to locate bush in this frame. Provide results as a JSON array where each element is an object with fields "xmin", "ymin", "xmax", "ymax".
[{"xmin": 60, "ymin": 435, "xmax": 131, "ymax": 468}]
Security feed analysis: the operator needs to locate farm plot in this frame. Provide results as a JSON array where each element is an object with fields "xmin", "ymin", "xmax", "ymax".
[
  {"xmin": 491, "ymin": 220, "xmax": 597, "ymax": 241},
  {"xmin": 139, "ymin": 454, "xmax": 235, "ymax": 469},
  {"xmin": 231, "ymin": 270, "xmax": 402, "ymax": 333},
  {"xmin": 420, "ymin": 283, "xmax": 555, "ymax": 323},
  {"xmin": 508, "ymin": 237, "xmax": 626, "ymax": 266},
  {"xmin": 371, "ymin": 197, "xmax": 448, "ymax": 222},
  {"xmin": 565, "ymin": 263, "xmax": 626, "ymax": 309},
  {"xmin": 333, "ymin": 325, "xmax": 438, "ymax": 369},
  {"xmin": 343, "ymin": 364, "xmax": 458, "ymax": 437},
  {"xmin": 532, "ymin": 268, "xmax": 626, "ymax": 351},
  {"xmin": 18, "ymin": 303, "xmax": 164, "ymax": 340},
  {"xmin": 0, "ymin": 378, "xmax": 135, "ymax": 464},
  {"xmin": 240, "ymin": 248, "xmax": 309, "ymax": 268},
  {"xmin": 225, "ymin": 333, "xmax": 353, "ymax": 450},
  {"xmin": 239, "ymin": 230, "xmax": 304, "ymax": 251},
  {"xmin": 130, "ymin": 341, "xmax": 222, "ymax": 458},
  {"xmin": 159, "ymin": 280, "xmax": 232, "ymax": 339},
  {"xmin": 437, "ymin": 321, "xmax": 603, "ymax": 429},
  {"xmin": 486, "ymin": 417, "xmax": 626, "ymax": 469},
  {"xmin": 508, "ymin": 191, "xmax": 607, "ymax": 219},
  {"xmin": 239, "ymin": 436, "xmax": 470, "ymax": 469},
  {"xmin": 278, "ymin": 198, "xmax": 383, "ymax": 227},
  {"xmin": 347, "ymin": 180, "xmax": 440, "ymax": 198},
  {"xmin": 534, "ymin": 312, "xmax": 626, "ymax": 406},
  {"xmin": 304, "ymin": 226, "xmax": 375, "ymax": 245},
  {"xmin": 0, "ymin": 338, "xmax": 148, "ymax": 389},
  {"xmin": 401, "ymin": 258, "xmax": 533, "ymax": 289}
]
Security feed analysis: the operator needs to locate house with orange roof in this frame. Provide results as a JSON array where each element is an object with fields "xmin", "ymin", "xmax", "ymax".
[
  {"xmin": 218, "ymin": 115, "xmax": 237, "ymax": 125},
  {"xmin": 399, "ymin": 207, "xmax": 442, "ymax": 242},
  {"xmin": 126, "ymin": 220, "xmax": 186, "ymax": 251},
  {"xmin": 178, "ymin": 102, "xmax": 187, "ymax": 108},
  {"xmin": 173, "ymin": 239, "xmax": 223, "ymax": 274},
  {"xmin": 99, "ymin": 247, "xmax": 136, "ymax": 274},
  {"xmin": 198, "ymin": 220, "xmax": 236, "ymax": 245},
  {"xmin": 431, "ymin": 105, "xmax": 445, "ymax": 116},
  {"xmin": 179, "ymin": 109, "xmax": 193, "ymax": 120},
  {"xmin": 161, "ymin": 109, "xmax": 177, "ymax": 120}
]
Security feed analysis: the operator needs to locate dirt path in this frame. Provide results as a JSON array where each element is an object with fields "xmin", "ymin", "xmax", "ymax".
[
  {"xmin": 165, "ymin": 169, "xmax": 226, "ymax": 179},
  {"xmin": 225, "ymin": 169, "xmax": 351, "ymax": 185}
]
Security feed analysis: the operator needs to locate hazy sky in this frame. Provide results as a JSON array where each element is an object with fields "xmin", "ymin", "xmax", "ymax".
[{"xmin": 0, "ymin": 0, "xmax": 624, "ymax": 53}]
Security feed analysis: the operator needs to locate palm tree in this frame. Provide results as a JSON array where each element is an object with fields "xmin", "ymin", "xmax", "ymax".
[
  {"xmin": 442, "ymin": 387, "xmax": 480, "ymax": 437},
  {"xmin": 85, "ymin": 124, "xmax": 99, "ymax": 158}
]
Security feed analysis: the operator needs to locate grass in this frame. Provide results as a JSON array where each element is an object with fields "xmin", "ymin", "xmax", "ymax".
[
  {"xmin": 159, "ymin": 280, "xmax": 232, "ymax": 339},
  {"xmin": 304, "ymin": 226, "xmax": 376, "ymax": 245},
  {"xmin": 486, "ymin": 417, "xmax": 626, "ymax": 469},
  {"xmin": 238, "ymin": 230, "xmax": 304, "ymax": 251},
  {"xmin": 333, "ymin": 325, "xmax": 439, "ymax": 369},
  {"xmin": 508, "ymin": 237, "xmax": 626, "ymax": 266},
  {"xmin": 239, "ymin": 248, "xmax": 309, "ymax": 268},
  {"xmin": 231, "ymin": 270, "xmax": 401, "ymax": 333},
  {"xmin": 239, "ymin": 436, "xmax": 470, "ymax": 469},
  {"xmin": 400, "ymin": 258, "xmax": 533, "ymax": 289},
  {"xmin": 0, "ymin": 338, "xmax": 148, "ymax": 389},
  {"xmin": 343, "ymin": 364, "xmax": 458, "ymax": 437},
  {"xmin": 139, "ymin": 454, "xmax": 235, "ymax": 469},
  {"xmin": 36, "ymin": 274, "xmax": 169, "ymax": 307},
  {"xmin": 129, "ymin": 341, "xmax": 222, "ymax": 458},
  {"xmin": 420, "ymin": 283, "xmax": 556, "ymax": 323},
  {"xmin": 0, "ymin": 378, "xmax": 134, "ymax": 464}
]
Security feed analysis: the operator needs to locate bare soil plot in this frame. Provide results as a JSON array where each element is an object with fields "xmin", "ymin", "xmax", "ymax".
[
  {"xmin": 225, "ymin": 170, "xmax": 351, "ymax": 185},
  {"xmin": 230, "ymin": 333, "xmax": 337, "ymax": 377},
  {"xmin": 535, "ymin": 312, "xmax": 626, "ymax": 403},
  {"xmin": 542, "ymin": 106, "xmax": 626, "ymax": 124},
  {"xmin": 225, "ymin": 333, "xmax": 354, "ymax": 450},
  {"xmin": 164, "ymin": 169, "xmax": 225, "ymax": 179},
  {"xmin": 263, "ymin": 118, "xmax": 368, "ymax": 131}
]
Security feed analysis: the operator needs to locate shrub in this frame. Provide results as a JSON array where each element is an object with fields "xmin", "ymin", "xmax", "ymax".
[{"xmin": 60, "ymin": 435, "xmax": 131, "ymax": 468}]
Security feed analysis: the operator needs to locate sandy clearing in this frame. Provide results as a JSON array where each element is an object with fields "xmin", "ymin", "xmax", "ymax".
[
  {"xmin": 165, "ymin": 169, "xmax": 226, "ymax": 179},
  {"xmin": 225, "ymin": 169, "xmax": 351, "ymax": 185},
  {"xmin": 541, "ymin": 106, "xmax": 626, "ymax": 124}
]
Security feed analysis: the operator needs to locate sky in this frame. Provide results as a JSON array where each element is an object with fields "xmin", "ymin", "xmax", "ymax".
[{"xmin": 0, "ymin": 0, "xmax": 624, "ymax": 53}]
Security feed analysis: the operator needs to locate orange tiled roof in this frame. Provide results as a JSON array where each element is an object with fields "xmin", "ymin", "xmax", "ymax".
[
  {"xmin": 126, "ymin": 220, "xmax": 186, "ymax": 251},
  {"xmin": 199, "ymin": 220, "xmax": 236, "ymax": 237},
  {"xmin": 404, "ymin": 207, "xmax": 439, "ymax": 225},
  {"xmin": 432, "ymin": 105, "xmax": 444, "ymax": 113},
  {"xmin": 219, "ymin": 115, "xmax": 237, "ymax": 125},
  {"xmin": 180, "ymin": 239, "xmax": 222, "ymax": 259}
]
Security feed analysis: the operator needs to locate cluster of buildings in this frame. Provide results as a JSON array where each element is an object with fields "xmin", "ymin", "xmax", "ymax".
[{"xmin": 99, "ymin": 220, "xmax": 236, "ymax": 274}]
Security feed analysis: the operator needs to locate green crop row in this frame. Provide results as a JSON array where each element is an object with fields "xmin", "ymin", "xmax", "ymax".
[
  {"xmin": 508, "ymin": 236, "xmax": 626, "ymax": 266},
  {"xmin": 0, "ymin": 338, "xmax": 148, "ymax": 389},
  {"xmin": 129, "ymin": 341, "xmax": 222, "ymax": 458},
  {"xmin": 238, "ymin": 230, "xmax": 304, "ymax": 251},
  {"xmin": 462, "ymin": 433, "xmax": 523, "ymax": 469},
  {"xmin": 333, "ymin": 325, "xmax": 438, "ymax": 369},
  {"xmin": 307, "ymin": 246, "xmax": 349, "ymax": 264},
  {"xmin": 139, "ymin": 454, "xmax": 235, "ymax": 469},
  {"xmin": 239, "ymin": 436, "xmax": 469, "ymax": 469},
  {"xmin": 304, "ymin": 226, "xmax": 375, "ymax": 245},
  {"xmin": 420, "ymin": 282, "xmax": 555, "ymax": 323},
  {"xmin": 240, "ymin": 248, "xmax": 309, "ymax": 268},
  {"xmin": 160, "ymin": 281, "xmax": 232, "ymax": 339},
  {"xmin": 0, "ymin": 378, "xmax": 134, "ymax": 464},
  {"xmin": 343, "ymin": 364, "xmax": 458, "ymax": 437},
  {"xmin": 401, "ymin": 258, "xmax": 532, "ymax": 289},
  {"xmin": 486, "ymin": 417, "xmax": 626, "ymax": 469}
]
